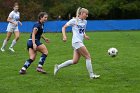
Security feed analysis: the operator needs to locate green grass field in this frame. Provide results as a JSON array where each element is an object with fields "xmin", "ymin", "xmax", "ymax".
[{"xmin": 0, "ymin": 31, "xmax": 140, "ymax": 93}]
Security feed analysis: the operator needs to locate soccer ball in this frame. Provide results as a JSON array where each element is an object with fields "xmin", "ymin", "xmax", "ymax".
[{"xmin": 108, "ymin": 48, "xmax": 118, "ymax": 57}]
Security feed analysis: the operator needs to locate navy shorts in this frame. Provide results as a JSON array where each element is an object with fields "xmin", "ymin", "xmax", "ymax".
[{"xmin": 27, "ymin": 40, "xmax": 42, "ymax": 50}]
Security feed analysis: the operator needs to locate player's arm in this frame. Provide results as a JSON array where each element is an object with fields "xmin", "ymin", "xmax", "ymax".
[
  {"xmin": 18, "ymin": 13, "xmax": 22, "ymax": 26},
  {"xmin": 62, "ymin": 19, "xmax": 74, "ymax": 42},
  {"xmin": 32, "ymin": 28, "xmax": 38, "ymax": 50},
  {"xmin": 62, "ymin": 24, "xmax": 69, "ymax": 42},
  {"xmin": 41, "ymin": 34, "xmax": 50, "ymax": 43},
  {"xmin": 84, "ymin": 33, "xmax": 90, "ymax": 40},
  {"xmin": 84, "ymin": 21, "xmax": 89, "ymax": 40},
  {"xmin": 18, "ymin": 21, "xmax": 22, "ymax": 26},
  {"xmin": 7, "ymin": 17, "xmax": 17, "ymax": 26}
]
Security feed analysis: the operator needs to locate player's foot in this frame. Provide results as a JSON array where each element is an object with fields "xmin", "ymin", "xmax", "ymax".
[
  {"xmin": 54, "ymin": 64, "xmax": 59, "ymax": 76},
  {"xmin": 90, "ymin": 74, "xmax": 100, "ymax": 79},
  {"xmin": 19, "ymin": 69, "xmax": 26, "ymax": 74},
  {"xmin": 9, "ymin": 47, "xmax": 15, "ymax": 52},
  {"xmin": 36, "ymin": 67, "xmax": 47, "ymax": 74},
  {"xmin": 1, "ymin": 48, "xmax": 5, "ymax": 52}
]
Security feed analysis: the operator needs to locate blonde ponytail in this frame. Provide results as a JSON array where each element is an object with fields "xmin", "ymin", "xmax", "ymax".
[
  {"xmin": 76, "ymin": 7, "xmax": 81, "ymax": 18},
  {"xmin": 76, "ymin": 7, "xmax": 82, "ymax": 25},
  {"xmin": 75, "ymin": 7, "xmax": 88, "ymax": 25}
]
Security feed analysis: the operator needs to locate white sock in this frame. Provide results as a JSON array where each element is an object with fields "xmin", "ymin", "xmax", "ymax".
[
  {"xmin": 38, "ymin": 64, "xmax": 43, "ymax": 68},
  {"xmin": 10, "ymin": 39, "xmax": 16, "ymax": 48},
  {"xmin": 1, "ymin": 39, "xmax": 8, "ymax": 49},
  {"xmin": 58, "ymin": 60, "xmax": 73, "ymax": 70},
  {"xmin": 22, "ymin": 67, "xmax": 26, "ymax": 70},
  {"xmin": 86, "ymin": 59, "xmax": 94, "ymax": 77}
]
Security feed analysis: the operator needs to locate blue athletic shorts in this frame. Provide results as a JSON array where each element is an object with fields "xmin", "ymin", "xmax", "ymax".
[{"xmin": 27, "ymin": 39, "xmax": 42, "ymax": 50}]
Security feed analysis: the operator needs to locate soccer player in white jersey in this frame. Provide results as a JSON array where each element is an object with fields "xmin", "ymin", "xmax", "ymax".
[
  {"xmin": 1, "ymin": 2, "xmax": 22, "ymax": 52},
  {"xmin": 54, "ymin": 7, "xmax": 100, "ymax": 79}
]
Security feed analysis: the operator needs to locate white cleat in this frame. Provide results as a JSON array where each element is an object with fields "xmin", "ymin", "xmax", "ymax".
[
  {"xmin": 1, "ymin": 48, "xmax": 5, "ymax": 52},
  {"xmin": 90, "ymin": 74, "xmax": 100, "ymax": 79},
  {"xmin": 54, "ymin": 64, "xmax": 59, "ymax": 76},
  {"xmin": 9, "ymin": 47, "xmax": 15, "ymax": 52}
]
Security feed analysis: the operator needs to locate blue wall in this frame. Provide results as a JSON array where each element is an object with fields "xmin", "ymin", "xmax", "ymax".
[{"xmin": 0, "ymin": 19, "xmax": 140, "ymax": 33}]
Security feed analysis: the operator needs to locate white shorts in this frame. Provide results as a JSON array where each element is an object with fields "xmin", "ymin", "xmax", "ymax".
[
  {"xmin": 6, "ymin": 26, "xmax": 19, "ymax": 32},
  {"xmin": 72, "ymin": 42, "xmax": 85, "ymax": 50}
]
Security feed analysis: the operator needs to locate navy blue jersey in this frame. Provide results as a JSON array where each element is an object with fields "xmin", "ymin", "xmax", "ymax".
[{"xmin": 30, "ymin": 22, "xmax": 44, "ymax": 40}]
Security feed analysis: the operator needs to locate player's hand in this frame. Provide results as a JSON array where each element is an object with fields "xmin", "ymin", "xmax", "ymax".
[
  {"xmin": 33, "ymin": 43, "xmax": 37, "ymax": 51},
  {"xmin": 13, "ymin": 22, "xmax": 18, "ymax": 26},
  {"xmin": 45, "ymin": 38, "xmax": 50, "ymax": 43},
  {"xmin": 84, "ymin": 35, "xmax": 90, "ymax": 40},
  {"xmin": 19, "ymin": 21, "xmax": 22, "ymax": 26},
  {"xmin": 63, "ymin": 36, "xmax": 67, "ymax": 42}
]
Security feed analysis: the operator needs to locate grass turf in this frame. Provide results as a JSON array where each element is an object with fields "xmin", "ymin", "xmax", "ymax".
[{"xmin": 0, "ymin": 31, "xmax": 140, "ymax": 93}]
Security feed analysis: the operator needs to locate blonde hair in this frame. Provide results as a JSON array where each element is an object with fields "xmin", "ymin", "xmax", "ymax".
[
  {"xmin": 76, "ymin": 7, "xmax": 88, "ymax": 18},
  {"xmin": 76, "ymin": 7, "xmax": 88, "ymax": 25}
]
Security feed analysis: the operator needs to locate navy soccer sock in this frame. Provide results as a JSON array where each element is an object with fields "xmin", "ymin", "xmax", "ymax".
[
  {"xmin": 38, "ymin": 54, "xmax": 47, "ymax": 67},
  {"xmin": 23, "ymin": 59, "xmax": 33, "ymax": 70}
]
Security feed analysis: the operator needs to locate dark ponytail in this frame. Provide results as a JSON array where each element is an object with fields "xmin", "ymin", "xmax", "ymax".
[{"xmin": 38, "ymin": 12, "xmax": 48, "ymax": 20}]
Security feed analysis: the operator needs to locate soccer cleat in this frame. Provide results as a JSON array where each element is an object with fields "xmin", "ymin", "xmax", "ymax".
[
  {"xmin": 90, "ymin": 74, "xmax": 100, "ymax": 79},
  {"xmin": 1, "ymin": 48, "xmax": 5, "ymax": 52},
  {"xmin": 36, "ymin": 67, "xmax": 47, "ymax": 74},
  {"xmin": 9, "ymin": 47, "xmax": 15, "ymax": 52},
  {"xmin": 19, "ymin": 69, "xmax": 26, "ymax": 74},
  {"xmin": 54, "ymin": 64, "xmax": 59, "ymax": 76}
]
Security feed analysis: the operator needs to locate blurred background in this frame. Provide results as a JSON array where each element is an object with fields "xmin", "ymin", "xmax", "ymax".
[{"xmin": 0, "ymin": 0, "xmax": 140, "ymax": 21}]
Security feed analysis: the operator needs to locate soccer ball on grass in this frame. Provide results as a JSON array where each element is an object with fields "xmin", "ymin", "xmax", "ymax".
[{"xmin": 108, "ymin": 48, "xmax": 118, "ymax": 57}]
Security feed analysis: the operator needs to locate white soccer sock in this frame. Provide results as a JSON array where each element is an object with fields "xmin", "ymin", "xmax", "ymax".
[
  {"xmin": 22, "ymin": 67, "xmax": 26, "ymax": 70},
  {"xmin": 38, "ymin": 64, "xmax": 43, "ymax": 68},
  {"xmin": 10, "ymin": 39, "xmax": 16, "ymax": 48},
  {"xmin": 86, "ymin": 59, "xmax": 94, "ymax": 77},
  {"xmin": 58, "ymin": 60, "xmax": 73, "ymax": 70},
  {"xmin": 1, "ymin": 39, "xmax": 8, "ymax": 49}
]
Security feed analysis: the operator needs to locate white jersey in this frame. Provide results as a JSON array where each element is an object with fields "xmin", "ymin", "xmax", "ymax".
[
  {"xmin": 7, "ymin": 11, "xmax": 20, "ymax": 28},
  {"xmin": 66, "ymin": 18, "xmax": 87, "ymax": 44}
]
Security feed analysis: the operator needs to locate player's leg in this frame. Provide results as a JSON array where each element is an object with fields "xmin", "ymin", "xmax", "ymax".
[
  {"xmin": 9, "ymin": 29, "xmax": 20, "ymax": 52},
  {"xmin": 1, "ymin": 32, "xmax": 12, "ymax": 52},
  {"xmin": 19, "ymin": 48, "xmax": 36, "ymax": 74},
  {"xmin": 77, "ymin": 46, "xmax": 100, "ymax": 79},
  {"xmin": 36, "ymin": 44, "xmax": 48, "ymax": 74},
  {"xmin": 54, "ymin": 50, "xmax": 81, "ymax": 75}
]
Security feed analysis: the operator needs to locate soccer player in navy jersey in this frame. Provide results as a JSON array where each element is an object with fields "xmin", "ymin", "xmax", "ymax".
[{"xmin": 19, "ymin": 12, "xmax": 49, "ymax": 74}]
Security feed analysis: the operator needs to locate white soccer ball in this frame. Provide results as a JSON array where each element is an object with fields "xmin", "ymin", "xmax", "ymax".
[{"xmin": 108, "ymin": 48, "xmax": 118, "ymax": 57}]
